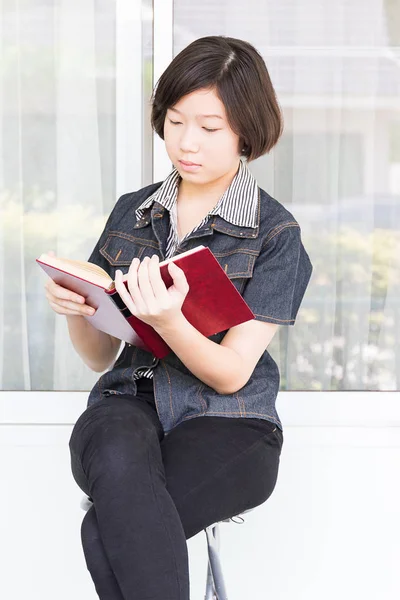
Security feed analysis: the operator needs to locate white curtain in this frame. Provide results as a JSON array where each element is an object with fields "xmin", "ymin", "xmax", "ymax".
[
  {"xmin": 173, "ymin": 0, "xmax": 400, "ymax": 391},
  {"xmin": 1, "ymin": 0, "xmax": 399, "ymax": 391},
  {"xmin": 1, "ymin": 0, "xmax": 119, "ymax": 391}
]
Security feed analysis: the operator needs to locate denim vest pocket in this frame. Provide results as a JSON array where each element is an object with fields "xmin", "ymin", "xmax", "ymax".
[
  {"xmin": 100, "ymin": 231, "xmax": 160, "ymax": 267},
  {"xmin": 213, "ymin": 249, "xmax": 257, "ymax": 293},
  {"xmin": 194, "ymin": 357, "xmax": 282, "ymax": 428},
  {"xmin": 196, "ymin": 382, "xmax": 247, "ymax": 417}
]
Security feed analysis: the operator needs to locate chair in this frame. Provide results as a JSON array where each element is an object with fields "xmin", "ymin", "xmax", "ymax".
[{"xmin": 80, "ymin": 495, "xmax": 252, "ymax": 600}]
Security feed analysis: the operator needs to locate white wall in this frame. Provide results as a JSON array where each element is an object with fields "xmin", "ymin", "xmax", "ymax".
[{"xmin": 2, "ymin": 392, "xmax": 399, "ymax": 600}]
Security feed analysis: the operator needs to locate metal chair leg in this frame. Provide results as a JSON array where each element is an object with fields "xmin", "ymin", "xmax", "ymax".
[
  {"xmin": 80, "ymin": 495, "xmax": 251, "ymax": 600},
  {"xmin": 204, "ymin": 523, "xmax": 228, "ymax": 600},
  {"xmin": 204, "ymin": 559, "xmax": 216, "ymax": 600}
]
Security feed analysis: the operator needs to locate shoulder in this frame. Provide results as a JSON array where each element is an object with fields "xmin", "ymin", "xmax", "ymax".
[
  {"xmin": 105, "ymin": 181, "xmax": 163, "ymax": 228},
  {"xmin": 115, "ymin": 181, "xmax": 163, "ymax": 211},
  {"xmin": 258, "ymin": 187, "xmax": 300, "ymax": 231},
  {"xmin": 257, "ymin": 187, "xmax": 303, "ymax": 246}
]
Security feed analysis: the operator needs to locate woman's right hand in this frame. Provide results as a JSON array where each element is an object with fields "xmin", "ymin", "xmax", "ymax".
[{"xmin": 44, "ymin": 250, "xmax": 96, "ymax": 317}]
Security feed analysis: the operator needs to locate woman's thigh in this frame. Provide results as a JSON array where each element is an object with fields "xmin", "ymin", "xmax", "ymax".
[
  {"xmin": 160, "ymin": 416, "xmax": 284, "ymax": 539},
  {"xmin": 69, "ymin": 394, "xmax": 164, "ymax": 496}
]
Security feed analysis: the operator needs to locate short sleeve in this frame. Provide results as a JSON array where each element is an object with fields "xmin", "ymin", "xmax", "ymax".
[
  {"xmin": 241, "ymin": 224, "xmax": 313, "ymax": 326},
  {"xmin": 87, "ymin": 222, "xmax": 113, "ymax": 276},
  {"xmin": 87, "ymin": 193, "xmax": 132, "ymax": 276}
]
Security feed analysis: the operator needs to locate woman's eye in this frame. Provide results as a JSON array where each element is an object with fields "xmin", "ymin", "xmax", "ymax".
[{"xmin": 168, "ymin": 119, "xmax": 217, "ymax": 132}]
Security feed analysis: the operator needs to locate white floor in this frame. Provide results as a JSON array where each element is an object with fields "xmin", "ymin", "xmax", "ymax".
[{"xmin": 1, "ymin": 393, "xmax": 399, "ymax": 600}]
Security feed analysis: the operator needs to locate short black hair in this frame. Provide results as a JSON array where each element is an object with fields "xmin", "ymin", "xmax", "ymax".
[{"xmin": 151, "ymin": 36, "xmax": 283, "ymax": 162}]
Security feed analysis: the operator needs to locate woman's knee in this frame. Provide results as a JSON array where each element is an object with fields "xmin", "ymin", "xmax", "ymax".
[
  {"xmin": 72, "ymin": 400, "xmax": 159, "ymax": 477},
  {"xmin": 80, "ymin": 506, "xmax": 115, "ymax": 583}
]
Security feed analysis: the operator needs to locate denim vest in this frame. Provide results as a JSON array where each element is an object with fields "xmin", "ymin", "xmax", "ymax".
[{"xmin": 86, "ymin": 182, "xmax": 313, "ymax": 435}]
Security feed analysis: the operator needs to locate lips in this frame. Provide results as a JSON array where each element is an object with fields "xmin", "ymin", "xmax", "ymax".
[{"xmin": 179, "ymin": 160, "xmax": 201, "ymax": 166}]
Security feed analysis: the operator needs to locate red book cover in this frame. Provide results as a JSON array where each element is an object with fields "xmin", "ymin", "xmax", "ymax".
[{"xmin": 37, "ymin": 246, "xmax": 255, "ymax": 359}]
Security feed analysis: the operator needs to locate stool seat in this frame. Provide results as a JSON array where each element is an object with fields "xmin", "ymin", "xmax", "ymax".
[
  {"xmin": 79, "ymin": 495, "xmax": 253, "ymax": 599},
  {"xmin": 80, "ymin": 495, "xmax": 94, "ymax": 512}
]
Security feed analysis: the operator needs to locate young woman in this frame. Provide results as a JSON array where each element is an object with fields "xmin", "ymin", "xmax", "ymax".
[{"xmin": 46, "ymin": 36, "xmax": 312, "ymax": 600}]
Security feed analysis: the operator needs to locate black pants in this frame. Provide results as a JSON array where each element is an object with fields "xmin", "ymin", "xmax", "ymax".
[{"xmin": 69, "ymin": 377, "xmax": 283, "ymax": 600}]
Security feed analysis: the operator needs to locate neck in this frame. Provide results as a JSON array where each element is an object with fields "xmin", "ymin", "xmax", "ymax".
[{"xmin": 177, "ymin": 162, "xmax": 241, "ymax": 205}]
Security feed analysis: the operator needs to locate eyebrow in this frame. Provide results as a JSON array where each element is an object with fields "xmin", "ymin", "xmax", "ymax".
[{"xmin": 169, "ymin": 107, "xmax": 223, "ymax": 120}]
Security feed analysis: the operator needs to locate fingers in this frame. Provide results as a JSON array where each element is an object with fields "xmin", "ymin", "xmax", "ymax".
[
  {"xmin": 129, "ymin": 258, "xmax": 148, "ymax": 308},
  {"xmin": 168, "ymin": 261, "xmax": 188, "ymax": 284},
  {"xmin": 47, "ymin": 298, "xmax": 94, "ymax": 317},
  {"xmin": 115, "ymin": 268, "xmax": 140, "ymax": 314},
  {"xmin": 45, "ymin": 278, "xmax": 85, "ymax": 303},
  {"xmin": 137, "ymin": 256, "xmax": 169, "ymax": 305},
  {"xmin": 137, "ymin": 257, "xmax": 155, "ymax": 299},
  {"xmin": 44, "ymin": 278, "xmax": 95, "ymax": 317},
  {"xmin": 114, "ymin": 255, "xmax": 188, "ymax": 321}
]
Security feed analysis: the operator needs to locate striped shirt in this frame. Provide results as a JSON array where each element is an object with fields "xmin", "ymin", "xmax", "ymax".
[{"xmin": 134, "ymin": 159, "xmax": 258, "ymax": 379}]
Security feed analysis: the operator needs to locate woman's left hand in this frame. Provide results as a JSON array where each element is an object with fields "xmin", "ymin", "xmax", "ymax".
[{"xmin": 114, "ymin": 255, "xmax": 190, "ymax": 330}]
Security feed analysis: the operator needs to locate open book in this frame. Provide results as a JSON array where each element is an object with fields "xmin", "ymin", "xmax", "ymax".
[{"xmin": 36, "ymin": 246, "xmax": 255, "ymax": 359}]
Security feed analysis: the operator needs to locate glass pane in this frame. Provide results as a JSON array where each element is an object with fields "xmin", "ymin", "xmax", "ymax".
[
  {"xmin": 0, "ymin": 0, "xmax": 152, "ymax": 390},
  {"xmin": 173, "ymin": 0, "xmax": 400, "ymax": 391}
]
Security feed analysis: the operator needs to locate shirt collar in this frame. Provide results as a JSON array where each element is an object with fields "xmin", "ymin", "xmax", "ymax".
[{"xmin": 135, "ymin": 160, "xmax": 258, "ymax": 228}]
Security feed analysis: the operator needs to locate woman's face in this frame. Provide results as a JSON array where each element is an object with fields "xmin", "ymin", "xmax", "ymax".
[{"xmin": 163, "ymin": 87, "xmax": 242, "ymax": 186}]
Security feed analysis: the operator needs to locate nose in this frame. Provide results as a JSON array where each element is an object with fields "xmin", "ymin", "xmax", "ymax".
[{"xmin": 179, "ymin": 125, "xmax": 200, "ymax": 154}]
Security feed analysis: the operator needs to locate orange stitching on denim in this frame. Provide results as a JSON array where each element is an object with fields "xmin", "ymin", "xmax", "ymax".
[
  {"xmin": 213, "ymin": 227, "xmax": 257, "ymax": 237},
  {"xmin": 266, "ymin": 223, "xmax": 300, "ymax": 244},
  {"xmin": 214, "ymin": 252, "xmax": 256, "ymax": 278},
  {"xmin": 198, "ymin": 384, "xmax": 208, "ymax": 412},
  {"xmin": 182, "ymin": 411, "xmax": 279, "ymax": 421},
  {"xmin": 241, "ymin": 393, "xmax": 247, "ymax": 416},
  {"xmin": 103, "ymin": 230, "xmax": 159, "ymax": 248},
  {"xmin": 100, "ymin": 242, "xmax": 146, "ymax": 265},
  {"xmin": 230, "ymin": 253, "xmax": 253, "ymax": 278},
  {"xmin": 109, "ymin": 230, "xmax": 160, "ymax": 247},
  {"xmin": 228, "ymin": 271, "xmax": 252, "ymax": 278},
  {"xmin": 152, "ymin": 373, "xmax": 161, "ymax": 418},
  {"xmin": 254, "ymin": 314, "xmax": 294, "ymax": 322},
  {"xmin": 213, "ymin": 249, "xmax": 258, "ymax": 257},
  {"xmin": 262, "ymin": 223, "xmax": 300, "ymax": 249},
  {"xmin": 196, "ymin": 383, "xmax": 207, "ymax": 412},
  {"xmin": 234, "ymin": 391, "xmax": 244, "ymax": 416},
  {"xmin": 115, "ymin": 249, "xmax": 122, "ymax": 261},
  {"xmin": 266, "ymin": 221, "xmax": 299, "ymax": 240},
  {"xmin": 236, "ymin": 391, "xmax": 247, "ymax": 416},
  {"xmin": 161, "ymin": 361, "xmax": 175, "ymax": 418}
]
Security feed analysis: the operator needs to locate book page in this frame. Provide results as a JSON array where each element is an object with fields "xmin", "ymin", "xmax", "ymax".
[
  {"xmin": 38, "ymin": 254, "xmax": 112, "ymax": 287},
  {"xmin": 39, "ymin": 245, "xmax": 205, "ymax": 288}
]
